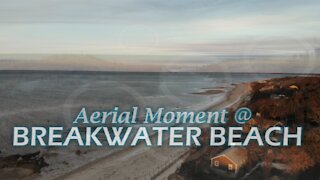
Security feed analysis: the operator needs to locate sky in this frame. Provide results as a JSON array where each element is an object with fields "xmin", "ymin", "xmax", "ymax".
[{"xmin": 0, "ymin": 0, "xmax": 319, "ymax": 56}]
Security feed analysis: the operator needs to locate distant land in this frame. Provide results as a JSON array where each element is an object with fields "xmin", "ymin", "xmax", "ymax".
[{"xmin": 0, "ymin": 54, "xmax": 319, "ymax": 73}]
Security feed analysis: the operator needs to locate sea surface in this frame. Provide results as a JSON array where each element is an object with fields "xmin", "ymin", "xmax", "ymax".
[
  {"xmin": 0, "ymin": 71, "xmax": 292, "ymax": 113},
  {"xmin": 0, "ymin": 71, "xmax": 291, "ymax": 154}
]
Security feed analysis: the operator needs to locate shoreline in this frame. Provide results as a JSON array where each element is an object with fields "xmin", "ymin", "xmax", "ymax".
[
  {"xmin": 0, "ymin": 81, "xmax": 251, "ymax": 180},
  {"xmin": 51, "ymin": 83, "xmax": 250, "ymax": 180},
  {"xmin": 173, "ymin": 76, "xmax": 320, "ymax": 180},
  {"xmin": 206, "ymin": 83, "xmax": 251, "ymax": 111}
]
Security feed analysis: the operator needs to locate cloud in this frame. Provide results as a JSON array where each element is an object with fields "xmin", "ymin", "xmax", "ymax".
[
  {"xmin": 0, "ymin": 0, "xmax": 318, "ymax": 24},
  {"xmin": 0, "ymin": 0, "xmax": 319, "ymax": 56}
]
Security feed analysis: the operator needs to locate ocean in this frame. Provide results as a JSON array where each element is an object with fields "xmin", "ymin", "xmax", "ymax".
[
  {"xmin": 0, "ymin": 71, "xmax": 292, "ymax": 113},
  {"xmin": 0, "ymin": 71, "xmax": 289, "ymax": 114},
  {"xmin": 0, "ymin": 71, "xmax": 292, "ymax": 165}
]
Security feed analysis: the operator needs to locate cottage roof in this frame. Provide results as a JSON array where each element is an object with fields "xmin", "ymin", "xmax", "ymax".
[{"xmin": 212, "ymin": 147, "xmax": 248, "ymax": 167}]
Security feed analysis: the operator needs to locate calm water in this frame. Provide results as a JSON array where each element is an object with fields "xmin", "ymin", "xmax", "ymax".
[
  {"xmin": 0, "ymin": 71, "xmax": 290, "ymax": 114},
  {"xmin": 0, "ymin": 71, "xmax": 291, "ymax": 153}
]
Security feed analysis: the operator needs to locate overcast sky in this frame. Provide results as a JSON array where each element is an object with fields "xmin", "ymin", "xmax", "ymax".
[{"xmin": 0, "ymin": 0, "xmax": 319, "ymax": 56}]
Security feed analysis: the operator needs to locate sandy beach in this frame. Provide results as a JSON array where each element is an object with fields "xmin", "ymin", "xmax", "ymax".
[
  {"xmin": 172, "ymin": 76, "xmax": 320, "ymax": 180},
  {"xmin": 0, "ymin": 72, "xmax": 262, "ymax": 180},
  {"xmin": 1, "ymin": 1, "xmax": 319, "ymax": 179},
  {"xmin": 49, "ymin": 83, "xmax": 251, "ymax": 180}
]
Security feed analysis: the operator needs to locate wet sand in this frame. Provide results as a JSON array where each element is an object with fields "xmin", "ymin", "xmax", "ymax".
[
  {"xmin": 191, "ymin": 89, "xmax": 225, "ymax": 95},
  {"xmin": 53, "ymin": 83, "xmax": 251, "ymax": 180}
]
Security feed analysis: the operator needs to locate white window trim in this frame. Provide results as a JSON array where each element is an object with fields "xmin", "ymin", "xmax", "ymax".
[{"xmin": 214, "ymin": 160, "xmax": 219, "ymax": 167}]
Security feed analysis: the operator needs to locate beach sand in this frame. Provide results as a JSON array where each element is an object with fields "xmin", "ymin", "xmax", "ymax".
[
  {"xmin": 0, "ymin": 71, "xmax": 255, "ymax": 180},
  {"xmin": 50, "ymin": 83, "xmax": 251, "ymax": 180},
  {"xmin": 0, "ymin": 80, "xmax": 251, "ymax": 180},
  {"xmin": 172, "ymin": 76, "xmax": 320, "ymax": 180}
]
